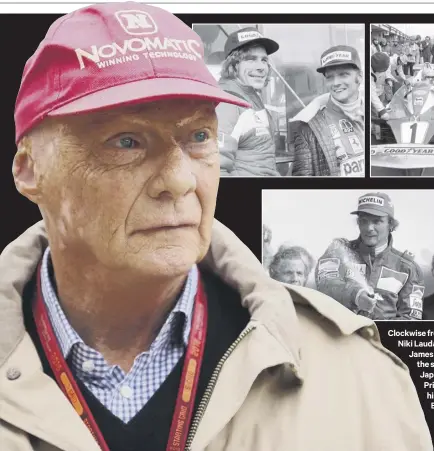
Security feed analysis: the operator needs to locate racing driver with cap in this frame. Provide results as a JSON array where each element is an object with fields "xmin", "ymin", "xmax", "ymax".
[
  {"xmin": 292, "ymin": 45, "xmax": 365, "ymax": 177},
  {"xmin": 1, "ymin": 2, "xmax": 432, "ymax": 451},
  {"xmin": 216, "ymin": 27, "xmax": 281, "ymax": 176},
  {"xmin": 316, "ymin": 192, "xmax": 425, "ymax": 320}
]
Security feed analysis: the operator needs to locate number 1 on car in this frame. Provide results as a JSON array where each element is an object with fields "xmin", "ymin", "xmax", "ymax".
[{"xmin": 400, "ymin": 121, "xmax": 429, "ymax": 144}]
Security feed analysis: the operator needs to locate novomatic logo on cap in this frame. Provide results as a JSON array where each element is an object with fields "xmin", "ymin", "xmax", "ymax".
[{"xmin": 115, "ymin": 10, "xmax": 158, "ymax": 36}]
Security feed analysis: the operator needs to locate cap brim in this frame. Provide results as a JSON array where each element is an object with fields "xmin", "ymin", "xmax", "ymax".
[
  {"xmin": 350, "ymin": 209, "xmax": 389, "ymax": 217},
  {"xmin": 317, "ymin": 62, "xmax": 360, "ymax": 73},
  {"xmin": 47, "ymin": 77, "xmax": 251, "ymax": 117},
  {"xmin": 227, "ymin": 37, "xmax": 279, "ymax": 58}
]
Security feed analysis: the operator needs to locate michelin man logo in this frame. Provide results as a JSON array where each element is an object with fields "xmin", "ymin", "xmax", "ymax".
[{"xmin": 115, "ymin": 10, "xmax": 158, "ymax": 36}]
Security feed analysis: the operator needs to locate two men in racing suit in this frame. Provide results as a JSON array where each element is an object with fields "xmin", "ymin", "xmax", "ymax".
[{"xmin": 316, "ymin": 192, "xmax": 424, "ymax": 320}]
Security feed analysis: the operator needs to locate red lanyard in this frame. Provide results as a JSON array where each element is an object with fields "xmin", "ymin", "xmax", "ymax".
[{"xmin": 33, "ymin": 264, "xmax": 208, "ymax": 451}]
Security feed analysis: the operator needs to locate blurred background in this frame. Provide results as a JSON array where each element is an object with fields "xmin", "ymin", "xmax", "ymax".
[
  {"xmin": 193, "ymin": 23, "xmax": 365, "ymax": 175},
  {"xmin": 262, "ymin": 189, "xmax": 434, "ymax": 296}
]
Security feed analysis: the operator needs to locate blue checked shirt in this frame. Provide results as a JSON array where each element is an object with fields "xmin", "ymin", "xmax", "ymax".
[{"xmin": 40, "ymin": 248, "xmax": 198, "ymax": 423}]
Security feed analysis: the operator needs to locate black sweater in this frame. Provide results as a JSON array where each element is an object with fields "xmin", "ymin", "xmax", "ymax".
[{"xmin": 23, "ymin": 268, "xmax": 250, "ymax": 451}]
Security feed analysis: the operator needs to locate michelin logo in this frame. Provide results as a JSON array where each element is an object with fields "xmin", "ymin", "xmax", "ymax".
[{"xmin": 358, "ymin": 196, "xmax": 384, "ymax": 207}]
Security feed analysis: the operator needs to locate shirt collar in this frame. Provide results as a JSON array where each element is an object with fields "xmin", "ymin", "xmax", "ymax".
[{"xmin": 40, "ymin": 247, "xmax": 198, "ymax": 359}]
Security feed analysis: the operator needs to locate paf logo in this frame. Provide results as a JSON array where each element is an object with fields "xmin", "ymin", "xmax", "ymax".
[
  {"xmin": 339, "ymin": 119, "xmax": 353, "ymax": 134},
  {"xmin": 115, "ymin": 10, "xmax": 158, "ymax": 36}
]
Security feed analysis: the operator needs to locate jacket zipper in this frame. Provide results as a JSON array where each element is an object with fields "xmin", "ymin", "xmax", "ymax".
[{"xmin": 184, "ymin": 324, "xmax": 256, "ymax": 451}]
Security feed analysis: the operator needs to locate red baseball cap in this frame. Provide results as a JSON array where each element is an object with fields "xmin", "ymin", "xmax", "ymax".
[{"xmin": 14, "ymin": 2, "xmax": 250, "ymax": 143}]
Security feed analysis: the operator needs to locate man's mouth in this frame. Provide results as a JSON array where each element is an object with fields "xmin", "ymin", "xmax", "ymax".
[
  {"xmin": 334, "ymin": 88, "xmax": 347, "ymax": 93},
  {"xmin": 249, "ymin": 74, "xmax": 265, "ymax": 80},
  {"xmin": 134, "ymin": 222, "xmax": 197, "ymax": 234}
]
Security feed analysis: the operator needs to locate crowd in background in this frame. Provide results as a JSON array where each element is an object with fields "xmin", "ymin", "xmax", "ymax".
[
  {"xmin": 371, "ymin": 34, "xmax": 434, "ymax": 124},
  {"xmin": 371, "ymin": 35, "xmax": 434, "ymax": 68}
]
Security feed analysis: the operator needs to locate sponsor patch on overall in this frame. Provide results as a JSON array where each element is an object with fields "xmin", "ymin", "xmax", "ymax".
[
  {"xmin": 254, "ymin": 111, "xmax": 267, "ymax": 124},
  {"xmin": 412, "ymin": 284, "xmax": 425, "ymax": 297},
  {"xmin": 255, "ymin": 127, "xmax": 270, "ymax": 137},
  {"xmin": 410, "ymin": 309, "xmax": 423, "ymax": 320},
  {"xmin": 415, "ymin": 96, "xmax": 424, "ymax": 106},
  {"xmin": 318, "ymin": 258, "xmax": 340, "ymax": 273},
  {"xmin": 376, "ymin": 266, "xmax": 409, "ymax": 294},
  {"xmin": 347, "ymin": 135, "xmax": 364, "ymax": 154},
  {"xmin": 409, "ymin": 285, "xmax": 425, "ymax": 312},
  {"xmin": 334, "ymin": 138, "xmax": 348, "ymax": 159},
  {"xmin": 345, "ymin": 268, "xmax": 355, "ymax": 278},
  {"xmin": 340, "ymin": 155, "xmax": 364, "ymax": 177},
  {"xmin": 329, "ymin": 124, "xmax": 341, "ymax": 139},
  {"xmin": 346, "ymin": 263, "xmax": 366, "ymax": 279},
  {"xmin": 318, "ymin": 271, "xmax": 339, "ymax": 282},
  {"xmin": 339, "ymin": 119, "xmax": 354, "ymax": 134},
  {"xmin": 409, "ymin": 295, "xmax": 423, "ymax": 311}
]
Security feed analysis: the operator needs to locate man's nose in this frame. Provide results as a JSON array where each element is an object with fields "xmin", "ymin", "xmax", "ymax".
[
  {"xmin": 331, "ymin": 76, "xmax": 342, "ymax": 86},
  {"xmin": 147, "ymin": 144, "xmax": 196, "ymax": 200},
  {"xmin": 255, "ymin": 60, "xmax": 267, "ymax": 71},
  {"xmin": 366, "ymin": 222, "xmax": 376, "ymax": 231}
]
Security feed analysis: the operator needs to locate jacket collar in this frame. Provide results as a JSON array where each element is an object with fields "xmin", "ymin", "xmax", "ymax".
[
  {"xmin": 218, "ymin": 77, "xmax": 264, "ymax": 109},
  {"xmin": 0, "ymin": 220, "xmax": 374, "ymax": 373},
  {"xmin": 356, "ymin": 234, "xmax": 393, "ymax": 257},
  {"xmin": 0, "ymin": 221, "xmax": 375, "ymax": 451},
  {"xmin": 290, "ymin": 93, "xmax": 330, "ymax": 123}
]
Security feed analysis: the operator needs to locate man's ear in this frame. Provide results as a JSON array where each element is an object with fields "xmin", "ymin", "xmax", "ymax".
[{"xmin": 12, "ymin": 136, "xmax": 40, "ymax": 203}]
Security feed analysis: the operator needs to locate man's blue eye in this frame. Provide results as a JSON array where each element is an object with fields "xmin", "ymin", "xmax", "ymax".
[
  {"xmin": 117, "ymin": 137, "xmax": 138, "ymax": 149},
  {"xmin": 193, "ymin": 131, "xmax": 209, "ymax": 143}
]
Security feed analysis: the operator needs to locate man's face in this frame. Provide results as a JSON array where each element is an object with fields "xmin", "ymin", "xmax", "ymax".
[
  {"xmin": 324, "ymin": 65, "xmax": 361, "ymax": 104},
  {"xmin": 272, "ymin": 258, "xmax": 307, "ymax": 286},
  {"xmin": 31, "ymin": 99, "xmax": 219, "ymax": 278},
  {"xmin": 357, "ymin": 213, "xmax": 390, "ymax": 248},
  {"xmin": 236, "ymin": 45, "xmax": 269, "ymax": 90}
]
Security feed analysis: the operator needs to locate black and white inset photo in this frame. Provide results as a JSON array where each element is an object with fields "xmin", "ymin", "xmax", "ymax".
[
  {"xmin": 371, "ymin": 24, "xmax": 434, "ymax": 177},
  {"xmin": 262, "ymin": 189, "xmax": 434, "ymax": 321},
  {"xmin": 193, "ymin": 23, "xmax": 365, "ymax": 178}
]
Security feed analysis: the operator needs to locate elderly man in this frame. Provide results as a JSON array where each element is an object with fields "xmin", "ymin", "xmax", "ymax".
[
  {"xmin": 316, "ymin": 192, "xmax": 425, "ymax": 320},
  {"xmin": 269, "ymin": 245, "xmax": 315, "ymax": 287},
  {"xmin": 1, "ymin": 3, "xmax": 432, "ymax": 450},
  {"xmin": 216, "ymin": 27, "xmax": 280, "ymax": 177},
  {"xmin": 292, "ymin": 45, "xmax": 365, "ymax": 177}
]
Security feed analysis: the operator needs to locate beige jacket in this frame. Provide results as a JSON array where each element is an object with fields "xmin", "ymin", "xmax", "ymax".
[{"xmin": 0, "ymin": 221, "xmax": 432, "ymax": 451}]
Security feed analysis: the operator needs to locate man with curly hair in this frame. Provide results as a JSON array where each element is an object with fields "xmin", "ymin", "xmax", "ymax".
[
  {"xmin": 216, "ymin": 28, "xmax": 280, "ymax": 176},
  {"xmin": 315, "ymin": 192, "xmax": 425, "ymax": 320},
  {"xmin": 269, "ymin": 245, "xmax": 315, "ymax": 287}
]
